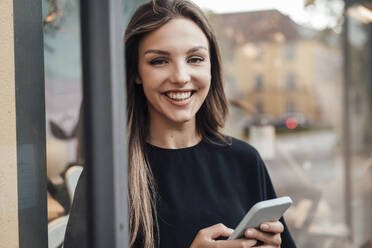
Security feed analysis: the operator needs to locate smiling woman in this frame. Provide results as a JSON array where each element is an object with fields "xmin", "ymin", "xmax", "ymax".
[
  {"xmin": 64, "ymin": 1, "xmax": 296, "ymax": 248},
  {"xmin": 138, "ymin": 18, "xmax": 211, "ymax": 141}
]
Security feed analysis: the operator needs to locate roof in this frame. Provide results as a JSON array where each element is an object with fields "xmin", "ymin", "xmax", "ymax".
[{"xmin": 216, "ymin": 9, "xmax": 316, "ymax": 44}]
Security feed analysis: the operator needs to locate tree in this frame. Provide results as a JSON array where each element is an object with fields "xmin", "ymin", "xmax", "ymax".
[{"xmin": 304, "ymin": 0, "xmax": 345, "ymax": 32}]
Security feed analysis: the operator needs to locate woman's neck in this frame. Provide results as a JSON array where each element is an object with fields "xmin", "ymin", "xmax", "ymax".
[{"xmin": 148, "ymin": 116, "xmax": 201, "ymax": 149}]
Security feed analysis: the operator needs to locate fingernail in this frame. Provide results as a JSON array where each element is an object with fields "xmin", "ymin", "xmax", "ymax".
[
  {"xmin": 247, "ymin": 229, "xmax": 254, "ymax": 235},
  {"xmin": 261, "ymin": 224, "xmax": 269, "ymax": 230}
]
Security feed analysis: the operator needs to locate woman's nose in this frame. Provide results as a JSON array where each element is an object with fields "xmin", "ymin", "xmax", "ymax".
[{"xmin": 170, "ymin": 62, "xmax": 191, "ymax": 84}]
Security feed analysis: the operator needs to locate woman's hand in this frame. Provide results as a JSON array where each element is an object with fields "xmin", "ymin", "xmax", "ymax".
[
  {"xmin": 189, "ymin": 223, "xmax": 257, "ymax": 248},
  {"xmin": 244, "ymin": 221, "xmax": 283, "ymax": 247}
]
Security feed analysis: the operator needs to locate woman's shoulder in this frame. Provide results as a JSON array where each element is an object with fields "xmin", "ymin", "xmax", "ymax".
[
  {"xmin": 230, "ymin": 136, "xmax": 259, "ymax": 152},
  {"xmin": 205, "ymin": 135, "xmax": 261, "ymax": 162}
]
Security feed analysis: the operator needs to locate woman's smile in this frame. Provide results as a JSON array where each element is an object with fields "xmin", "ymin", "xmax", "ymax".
[{"xmin": 162, "ymin": 90, "xmax": 196, "ymax": 106}]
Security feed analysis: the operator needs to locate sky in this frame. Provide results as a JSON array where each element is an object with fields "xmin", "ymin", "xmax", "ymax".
[{"xmin": 191, "ymin": 0, "xmax": 344, "ymax": 30}]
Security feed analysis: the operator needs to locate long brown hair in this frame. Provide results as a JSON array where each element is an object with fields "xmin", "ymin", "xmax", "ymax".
[{"xmin": 125, "ymin": 0, "xmax": 229, "ymax": 247}]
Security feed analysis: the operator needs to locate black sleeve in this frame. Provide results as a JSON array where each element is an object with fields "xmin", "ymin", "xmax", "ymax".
[
  {"xmin": 63, "ymin": 169, "xmax": 88, "ymax": 248},
  {"xmin": 256, "ymin": 152, "xmax": 297, "ymax": 248}
]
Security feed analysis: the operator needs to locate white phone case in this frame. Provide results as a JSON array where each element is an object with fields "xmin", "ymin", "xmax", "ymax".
[{"xmin": 227, "ymin": 196, "xmax": 293, "ymax": 240}]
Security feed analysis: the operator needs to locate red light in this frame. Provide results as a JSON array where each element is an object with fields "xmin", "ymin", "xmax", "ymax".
[{"xmin": 286, "ymin": 118, "xmax": 298, "ymax": 129}]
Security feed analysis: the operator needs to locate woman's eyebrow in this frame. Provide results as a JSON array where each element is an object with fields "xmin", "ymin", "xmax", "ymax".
[
  {"xmin": 144, "ymin": 49, "xmax": 170, "ymax": 55},
  {"xmin": 143, "ymin": 46, "xmax": 208, "ymax": 56},
  {"xmin": 187, "ymin": 46, "xmax": 208, "ymax": 54}
]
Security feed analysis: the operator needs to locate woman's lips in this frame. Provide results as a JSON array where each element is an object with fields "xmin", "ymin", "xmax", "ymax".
[{"xmin": 162, "ymin": 90, "xmax": 195, "ymax": 106}]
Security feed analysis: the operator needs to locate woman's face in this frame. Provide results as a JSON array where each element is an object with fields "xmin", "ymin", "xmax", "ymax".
[{"xmin": 137, "ymin": 18, "xmax": 211, "ymax": 126}]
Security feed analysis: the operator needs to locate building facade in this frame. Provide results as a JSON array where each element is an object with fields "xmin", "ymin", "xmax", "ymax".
[{"xmin": 214, "ymin": 10, "xmax": 342, "ymax": 133}]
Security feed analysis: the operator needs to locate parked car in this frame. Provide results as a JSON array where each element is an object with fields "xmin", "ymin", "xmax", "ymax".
[{"xmin": 273, "ymin": 113, "xmax": 310, "ymax": 131}]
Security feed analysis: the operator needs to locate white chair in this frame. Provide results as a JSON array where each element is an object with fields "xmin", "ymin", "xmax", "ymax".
[
  {"xmin": 48, "ymin": 215, "xmax": 69, "ymax": 248},
  {"xmin": 65, "ymin": 165, "xmax": 83, "ymax": 204}
]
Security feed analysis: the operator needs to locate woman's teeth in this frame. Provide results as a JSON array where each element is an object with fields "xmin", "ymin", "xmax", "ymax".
[{"xmin": 166, "ymin": 91, "xmax": 192, "ymax": 101}]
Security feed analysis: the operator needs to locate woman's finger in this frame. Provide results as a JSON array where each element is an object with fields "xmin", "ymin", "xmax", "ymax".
[
  {"xmin": 190, "ymin": 223, "xmax": 234, "ymax": 248},
  {"xmin": 215, "ymin": 238, "xmax": 257, "ymax": 248},
  {"xmin": 260, "ymin": 221, "xmax": 284, "ymax": 234},
  {"xmin": 191, "ymin": 224, "xmax": 257, "ymax": 248},
  {"xmin": 254, "ymin": 245, "xmax": 279, "ymax": 248},
  {"xmin": 244, "ymin": 228, "xmax": 281, "ymax": 246},
  {"xmin": 198, "ymin": 223, "xmax": 234, "ymax": 240}
]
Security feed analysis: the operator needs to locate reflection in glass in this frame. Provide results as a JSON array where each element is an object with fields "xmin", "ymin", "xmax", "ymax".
[
  {"xmin": 206, "ymin": 3, "xmax": 349, "ymax": 247},
  {"xmin": 42, "ymin": 0, "xmax": 147, "ymax": 247}
]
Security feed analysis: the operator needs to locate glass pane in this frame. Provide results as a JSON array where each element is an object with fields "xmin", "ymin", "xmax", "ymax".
[
  {"xmin": 43, "ymin": 0, "xmax": 82, "ymax": 219},
  {"xmin": 42, "ymin": 1, "xmax": 83, "ymax": 247},
  {"xmin": 40, "ymin": 0, "xmax": 372, "ymax": 247},
  {"xmin": 42, "ymin": 0, "xmax": 146, "ymax": 247},
  {"xmin": 193, "ymin": 0, "xmax": 352, "ymax": 247}
]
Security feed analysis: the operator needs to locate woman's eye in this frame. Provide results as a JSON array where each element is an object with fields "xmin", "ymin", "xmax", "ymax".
[
  {"xmin": 188, "ymin": 56, "xmax": 205, "ymax": 64},
  {"xmin": 149, "ymin": 58, "xmax": 168, "ymax": 65}
]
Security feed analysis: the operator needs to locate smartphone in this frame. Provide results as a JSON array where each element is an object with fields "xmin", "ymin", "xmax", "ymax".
[{"xmin": 227, "ymin": 196, "xmax": 293, "ymax": 240}]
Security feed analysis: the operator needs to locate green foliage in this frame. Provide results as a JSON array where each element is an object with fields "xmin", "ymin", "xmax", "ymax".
[
  {"xmin": 305, "ymin": 0, "xmax": 316, "ymax": 7},
  {"xmin": 304, "ymin": 0, "xmax": 345, "ymax": 32}
]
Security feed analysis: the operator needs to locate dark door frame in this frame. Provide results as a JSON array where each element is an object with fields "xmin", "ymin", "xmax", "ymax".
[{"xmin": 80, "ymin": 0, "xmax": 129, "ymax": 247}]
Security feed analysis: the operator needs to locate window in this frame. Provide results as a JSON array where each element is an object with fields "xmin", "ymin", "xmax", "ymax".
[
  {"xmin": 255, "ymin": 45, "xmax": 264, "ymax": 61},
  {"xmin": 255, "ymin": 74, "xmax": 264, "ymax": 91},
  {"xmin": 256, "ymin": 101, "xmax": 264, "ymax": 114},
  {"xmin": 284, "ymin": 43, "xmax": 296, "ymax": 60},
  {"xmin": 286, "ymin": 102, "xmax": 296, "ymax": 114},
  {"xmin": 285, "ymin": 73, "xmax": 297, "ymax": 91}
]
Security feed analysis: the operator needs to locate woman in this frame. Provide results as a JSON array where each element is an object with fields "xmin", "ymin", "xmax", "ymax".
[{"xmin": 64, "ymin": 0, "xmax": 296, "ymax": 247}]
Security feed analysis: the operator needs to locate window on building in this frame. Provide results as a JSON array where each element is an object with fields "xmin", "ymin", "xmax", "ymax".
[
  {"xmin": 286, "ymin": 102, "xmax": 296, "ymax": 114},
  {"xmin": 255, "ymin": 74, "xmax": 264, "ymax": 91},
  {"xmin": 285, "ymin": 73, "xmax": 297, "ymax": 91},
  {"xmin": 284, "ymin": 43, "xmax": 296, "ymax": 60},
  {"xmin": 255, "ymin": 45, "xmax": 264, "ymax": 61},
  {"xmin": 256, "ymin": 101, "xmax": 264, "ymax": 114}
]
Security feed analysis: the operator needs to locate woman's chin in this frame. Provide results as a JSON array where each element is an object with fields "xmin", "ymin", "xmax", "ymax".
[{"xmin": 167, "ymin": 114, "xmax": 195, "ymax": 125}]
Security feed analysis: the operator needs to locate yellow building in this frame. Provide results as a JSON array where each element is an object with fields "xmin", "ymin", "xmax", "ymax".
[{"xmin": 214, "ymin": 10, "xmax": 342, "ymax": 129}]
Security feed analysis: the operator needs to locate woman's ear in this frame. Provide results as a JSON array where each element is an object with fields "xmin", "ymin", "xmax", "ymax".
[{"xmin": 136, "ymin": 77, "xmax": 142, "ymax": 85}]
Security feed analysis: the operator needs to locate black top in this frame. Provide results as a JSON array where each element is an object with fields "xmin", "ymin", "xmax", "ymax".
[{"xmin": 64, "ymin": 137, "xmax": 296, "ymax": 248}]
